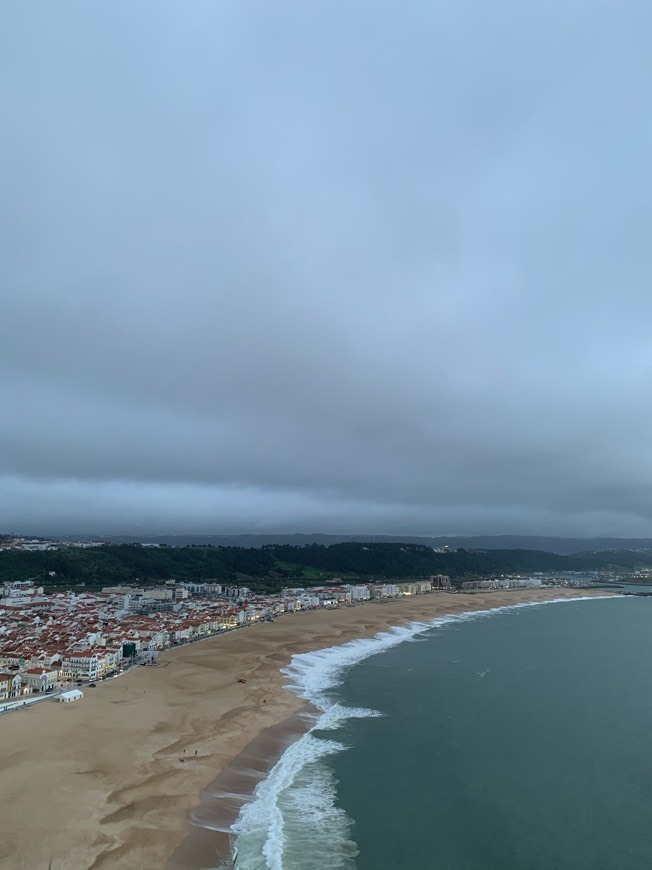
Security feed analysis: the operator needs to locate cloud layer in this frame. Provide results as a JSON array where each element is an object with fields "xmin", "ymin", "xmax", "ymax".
[{"xmin": 2, "ymin": 2, "xmax": 652, "ymax": 536}]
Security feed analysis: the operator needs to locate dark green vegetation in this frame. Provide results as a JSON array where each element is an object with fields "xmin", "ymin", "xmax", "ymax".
[
  {"xmin": 0, "ymin": 545, "xmax": 277, "ymax": 589},
  {"xmin": 58, "ymin": 533, "xmax": 652, "ymax": 556},
  {"xmin": 0, "ymin": 541, "xmax": 634, "ymax": 591},
  {"xmin": 268, "ymin": 543, "xmax": 605, "ymax": 580}
]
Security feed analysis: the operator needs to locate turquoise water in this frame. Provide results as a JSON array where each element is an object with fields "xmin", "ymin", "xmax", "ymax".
[{"xmin": 232, "ymin": 597, "xmax": 652, "ymax": 869}]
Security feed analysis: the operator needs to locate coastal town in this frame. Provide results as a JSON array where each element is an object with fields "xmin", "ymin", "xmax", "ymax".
[
  {"xmin": 0, "ymin": 576, "xmax": 444, "ymax": 706},
  {"xmin": 0, "ymin": 570, "xmax": 580, "ymax": 710}
]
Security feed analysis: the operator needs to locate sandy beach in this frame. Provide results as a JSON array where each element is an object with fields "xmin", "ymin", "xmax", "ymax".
[{"xmin": 0, "ymin": 588, "xmax": 608, "ymax": 870}]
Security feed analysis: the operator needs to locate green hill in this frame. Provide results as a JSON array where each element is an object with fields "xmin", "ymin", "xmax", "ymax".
[{"xmin": 0, "ymin": 541, "xmax": 611, "ymax": 590}]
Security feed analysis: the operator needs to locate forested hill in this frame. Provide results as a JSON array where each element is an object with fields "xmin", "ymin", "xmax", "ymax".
[
  {"xmin": 60, "ymin": 533, "xmax": 652, "ymax": 555},
  {"xmin": 0, "ymin": 542, "xmax": 615, "ymax": 589}
]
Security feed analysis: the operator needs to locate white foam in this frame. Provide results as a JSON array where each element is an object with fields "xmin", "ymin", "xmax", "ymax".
[{"xmin": 231, "ymin": 594, "xmax": 618, "ymax": 869}]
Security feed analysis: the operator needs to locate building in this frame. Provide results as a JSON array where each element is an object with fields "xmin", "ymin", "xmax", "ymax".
[
  {"xmin": 58, "ymin": 689, "xmax": 83, "ymax": 702},
  {"xmin": 377, "ymin": 583, "xmax": 400, "ymax": 598},
  {"xmin": 62, "ymin": 652, "xmax": 99, "ymax": 682},
  {"xmin": 346, "ymin": 585, "xmax": 371, "ymax": 601},
  {"xmin": 0, "ymin": 672, "xmax": 24, "ymax": 700},
  {"xmin": 23, "ymin": 667, "xmax": 59, "ymax": 693},
  {"xmin": 398, "ymin": 580, "xmax": 432, "ymax": 596},
  {"xmin": 1, "ymin": 580, "xmax": 44, "ymax": 606}
]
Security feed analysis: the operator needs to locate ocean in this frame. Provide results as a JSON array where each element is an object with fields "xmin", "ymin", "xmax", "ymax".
[{"xmin": 230, "ymin": 594, "xmax": 652, "ymax": 869}]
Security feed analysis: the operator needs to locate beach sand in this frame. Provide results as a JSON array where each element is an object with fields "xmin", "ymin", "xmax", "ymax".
[{"xmin": 0, "ymin": 588, "xmax": 608, "ymax": 869}]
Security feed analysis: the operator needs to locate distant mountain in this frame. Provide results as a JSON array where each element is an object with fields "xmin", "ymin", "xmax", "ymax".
[{"xmin": 59, "ymin": 532, "xmax": 652, "ymax": 556}]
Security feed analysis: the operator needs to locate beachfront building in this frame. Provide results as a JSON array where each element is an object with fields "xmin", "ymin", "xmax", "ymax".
[
  {"xmin": 141, "ymin": 630, "xmax": 170, "ymax": 650},
  {"xmin": 23, "ymin": 667, "xmax": 59, "ymax": 693},
  {"xmin": 397, "ymin": 581, "xmax": 432, "ymax": 596},
  {"xmin": 373, "ymin": 583, "xmax": 400, "ymax": 598},
  {"xmin": 62, "ymin": 652, "xmax": 99, "ymax": 682},
  {"xmin": 0, "ymin": 672, "xmax": 24, "ymax": 700},
  {"xmin": 58, "ymin": 689, "xmax": 83, "ymax": 702},
  {"xmin": 346, "ymin": 584, "xmax": 371, "ymax": 601},
  {"xmin": 461, "ymin": 578, "xmax": 541, "ymax": 591},
  {"xmin": 215, "ymin": 612, "xmax": 239, "ymax": 629},
  {"xmin": 96, "ymin": 649, "xmax": 121, "ymax": 676}
]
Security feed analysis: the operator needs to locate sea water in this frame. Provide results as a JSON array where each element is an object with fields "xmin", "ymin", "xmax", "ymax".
[{"xmin": 231, "ymin": 596, "xmax": 652, "ymax": 869}]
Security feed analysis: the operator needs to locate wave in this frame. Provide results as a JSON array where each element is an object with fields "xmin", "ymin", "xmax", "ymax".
[{"xmin": 230, "ymin": 594, "xmax": 617, "ymax": 869}]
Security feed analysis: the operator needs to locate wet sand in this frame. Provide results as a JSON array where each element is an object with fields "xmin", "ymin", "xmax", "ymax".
[
  {"xmin": 0, "ymin": 589, "xmax": 608, "ymax": 869},
  {"xmin": 168, "ymin": 706, "xmax": 318, "ymax": 869}
]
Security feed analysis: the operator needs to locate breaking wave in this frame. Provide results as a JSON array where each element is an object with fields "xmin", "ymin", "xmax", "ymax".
[{"xmin": 230, "ymin": 595, "xmax": 615, "ymax": 869}]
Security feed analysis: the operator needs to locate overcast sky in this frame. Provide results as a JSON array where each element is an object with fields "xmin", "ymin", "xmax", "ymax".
[{"xmin": 2, "ymin": 2, "xmax": 652, "ymax": 538}]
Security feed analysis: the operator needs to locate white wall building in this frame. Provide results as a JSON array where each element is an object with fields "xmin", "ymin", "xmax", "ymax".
[
  {"xmin": 23, "ymin": 667, "xmax": 59, "ymax": 692},
  {"xmin": 346, "ymin": 585, "xmax": 371, "ymax": 601},
  {"xmin": 59, "ymin": 689, "xmax": 83, "ymax": 702},
  {"xmin": 63, "ymin": 653, "xmax": 99, "ymax": 682}
]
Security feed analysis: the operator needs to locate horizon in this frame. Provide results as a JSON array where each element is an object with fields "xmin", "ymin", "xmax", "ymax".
[
  {"xmin": 6, "ymin": 529, "xmax": 652, "ymax": 546},
  {"xmin": 3, "ymin": 3, "xmax": 652, "ymax": 537}
]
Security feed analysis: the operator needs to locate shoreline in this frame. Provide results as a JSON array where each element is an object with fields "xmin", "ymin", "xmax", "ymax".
[
  {"xmin": 168, "ymin": 705, "xmax": 318, "ymax": 869},
  {"xmin": 0, "ymin": 588, "xmax": 614, "ymax": 869}
]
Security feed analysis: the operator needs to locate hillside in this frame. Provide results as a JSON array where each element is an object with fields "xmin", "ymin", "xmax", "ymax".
[
  {"xmin": 49, "ymin": 533, "xmax": 652, "ymax": 556},
  {"xmin": 0, "ymin": 545, "xmax": 277, "ymax": 587},
  {"xmin": 0, "ymin": 542, "xmax": 611, "ymax": 590}
]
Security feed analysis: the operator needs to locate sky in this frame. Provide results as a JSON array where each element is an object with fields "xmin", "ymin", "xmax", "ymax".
[{"xmin": 2, "ymin": 1, "xmax": 652, "ymax": 538}]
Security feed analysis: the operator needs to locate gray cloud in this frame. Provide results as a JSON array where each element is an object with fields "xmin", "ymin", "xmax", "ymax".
[{"xmin": 2, "ymin": 1, "xmax": 652, "ymax": 537}]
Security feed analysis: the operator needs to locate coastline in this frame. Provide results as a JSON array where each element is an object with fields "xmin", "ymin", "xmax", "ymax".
[{"xmin": 0, "ymin": 588, "xmax": 613, "ymax": 869}]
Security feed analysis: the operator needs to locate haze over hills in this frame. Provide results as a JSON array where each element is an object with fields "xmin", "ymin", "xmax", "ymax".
[{"xmin": 66, "ymin": 533, "xmax": 652, "ymax": 556}]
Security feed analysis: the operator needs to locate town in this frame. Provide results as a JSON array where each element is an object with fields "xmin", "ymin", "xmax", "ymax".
[
  {"xmin": 0, "ymin": 571, "xmax": 598, "ymax": 710},
  {"xmin": 0, "ymin": 576, "xmax": 445, "ymax": 708},
  {"xmin": 0, "ymin": 575, "xmax": 600, "ymax": 712}
]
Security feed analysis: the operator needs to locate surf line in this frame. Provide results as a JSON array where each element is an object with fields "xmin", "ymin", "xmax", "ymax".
[{"xmin": 229, "ymin": 594, "xmax": 619, "ymax": 869}]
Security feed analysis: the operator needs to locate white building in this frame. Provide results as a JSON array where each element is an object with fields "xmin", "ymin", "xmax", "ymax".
[
  {"xmin": 377, "ymin": 584, "xmax": 400, "ymax": 598},
  {"xmin": 1, "ymin": 580, "xmax": 43, "ymax": 606},
  {"xmin": 346, "ymin": 585, "xmax": 371, "ymax": 601},
  {"xmin": 23, "ymin": 667, "xmax": 59, "ymax": 692},
  {"xmin": 62, "ymin": 652, "xmax": 99, "ymax": 682},
  {"xmin": 59, "ymin": 689, "xmax": 83, "ymax": 702}
]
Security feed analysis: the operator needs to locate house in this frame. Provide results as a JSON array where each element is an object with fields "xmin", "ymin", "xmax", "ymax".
[
  {"xmin": 0, "ymin": 651, "xmax": 23, "ymax": 668},
  {"xmin": 0, "ymin": 672, "xmax": 24, "ymax": 700},
  {"xmin": 23, "ymin": 667, "xmax": 59, "ymax": 693}
]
